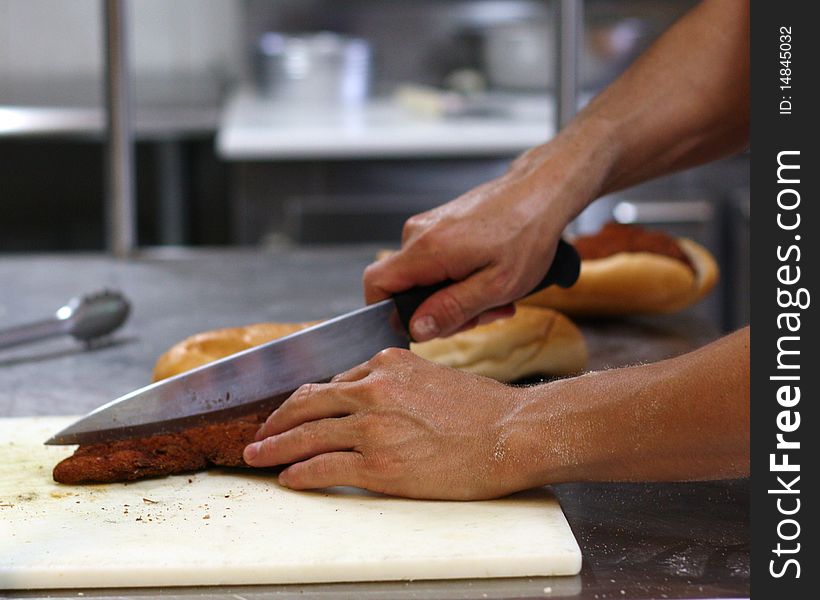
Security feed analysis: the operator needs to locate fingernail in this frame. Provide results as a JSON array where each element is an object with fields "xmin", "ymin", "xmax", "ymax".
[
  {"xmin": 243, "ymin": 442, "xmax": 260, "ymax": 463},
  {"xmin": 278, "ymin": 471, "xmax": 290, "ymax": 488},
  {"xmin": 412, "ymin": 315, "xmax": 439, "ymax": 341},
  {"xmin": 254, "ymin": 426, "xmax": 265, "ymax": 441}
]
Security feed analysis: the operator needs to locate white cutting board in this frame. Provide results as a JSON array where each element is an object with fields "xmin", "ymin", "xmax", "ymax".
[{"xmin": 0, "ymin": 417, "xmax": 581, "ymax": 589}]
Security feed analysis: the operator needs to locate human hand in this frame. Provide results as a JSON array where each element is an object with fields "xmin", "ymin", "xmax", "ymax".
[
  {"xmin": 363, "ymin": 140, "xmax": 599, "ymax": 342},
  {"xmin": 243, "ymin": 348, "xmax": 536, "ymax": 500}
]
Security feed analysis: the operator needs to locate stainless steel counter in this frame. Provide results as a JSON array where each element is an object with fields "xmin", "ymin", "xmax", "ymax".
[{"xmin": 0, "ymin": 248, "xmax": 749, "ymax": 599}]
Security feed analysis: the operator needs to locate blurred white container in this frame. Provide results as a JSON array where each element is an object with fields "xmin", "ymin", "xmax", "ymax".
[
  {"xmin": 483, "ymin": 22, "xmax": 555, "ymax": 90},
  {"xmin": 482, "ymin": 18, "xmax": 647, "ymax": 91},
  {"xmin": 254, "ymin": 32, "xmax": 371, "ymax": 106}
]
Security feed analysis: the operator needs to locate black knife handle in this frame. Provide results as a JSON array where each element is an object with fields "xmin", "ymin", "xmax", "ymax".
[{"xmin": 393, "ymin": 238, "xmax": 581, "ymax": 339}]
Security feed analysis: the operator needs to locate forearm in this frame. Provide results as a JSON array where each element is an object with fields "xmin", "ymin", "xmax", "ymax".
[
  {"xmin": 508, "ymin": 0, "xmax": 750, "ymax": 223},
  {"xmin": 506, "ymin": 327, "xmax": 750, "ymax": 486},
  {"xmin": 585, "ymin": 0, "xmax": 750, "ymax": 194}
]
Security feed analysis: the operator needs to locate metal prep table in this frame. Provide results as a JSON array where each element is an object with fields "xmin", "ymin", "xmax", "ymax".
[{"xmin": 0, "ymin": 247, "xmax": 749, "ymax": 600}]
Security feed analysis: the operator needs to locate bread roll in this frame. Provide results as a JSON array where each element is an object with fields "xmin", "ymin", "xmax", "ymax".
[
  {"xmin": 412, "ymin": 305, "xmax": 586, "ymax": 381},
  {"xmin": 521, "ymin": 236, "xmax": 718, "ymax": 316},
  {"xmin": 153, "ymin": 307, "xmax": 586, "ymax": 383},
  {"xmin": 153, "ymin": 322, "xmax": 317, "ymax": 382}
]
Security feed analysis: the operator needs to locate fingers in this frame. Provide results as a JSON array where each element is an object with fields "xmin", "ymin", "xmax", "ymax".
[
  {"xmin": 446, "ymin": 304, "xmax": 516, "ymax": 336},
  {"xmin": 330, "ymin": 361, "xmax": 371, "ymax": 383},
  {"xmin": 401, "ymin": 211, "xmax": 430, "ymax": 245},
  {"xmin": 245, "ymin": 415, "xmax": 360, "ymax": 467},
  {"xmin": 476, "ymin": 304, "xmax": 516, "ymax": 326},
  {"xmin": 409, "ymin": 268, "xmax": 514, "ymax": 341},
  {"xmin": 278, "ymin": 452, "xmax": 367, "ymax": 491},
  {"xmin": 255, "ymin": 382, "xmax": 360, "ymax": 441},
  {"xmin": 367, "ymin": 253, "xmax": 516, "ymax": 341},
  {"xmin": 362, "ymin": 249, "xmax": 450, "ymax": 305}
]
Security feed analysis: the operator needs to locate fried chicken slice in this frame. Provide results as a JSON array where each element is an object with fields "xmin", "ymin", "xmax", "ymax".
[{"xmin": 52, "ymin": 413, "xmax": 267, "ymax": 484}]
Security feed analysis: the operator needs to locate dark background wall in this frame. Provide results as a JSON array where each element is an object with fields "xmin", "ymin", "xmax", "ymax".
[{"xmin": 0, "ymin": 137, "xmax": 229, "ymax": 252}]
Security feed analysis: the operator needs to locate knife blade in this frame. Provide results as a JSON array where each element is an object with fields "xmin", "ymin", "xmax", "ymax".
[{"xmin": 46, "ymin": 240, "xmax": 580, "ymax": 446}]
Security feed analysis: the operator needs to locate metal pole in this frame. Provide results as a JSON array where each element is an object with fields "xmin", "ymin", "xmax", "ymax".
[
  {"xmin": 157, "ymin": 140, "xmax": 186, "ymax": 245},
  {"xmin": 555, "ymin": 0, "xmax": 583, "ymax": 130},
  {"xmin": 104, "ymin": 0, "xmax": 136, "ymax": 257}
]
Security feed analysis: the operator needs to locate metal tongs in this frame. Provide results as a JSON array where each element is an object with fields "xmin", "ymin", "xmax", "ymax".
[{"xmin": 0, "ymin": 290, "xmax": 130, "ymax": 350}]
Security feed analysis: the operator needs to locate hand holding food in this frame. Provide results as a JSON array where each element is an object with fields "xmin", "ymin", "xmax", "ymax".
[
  {"xmin": 245, "ymin": 348, "xmax": 537, "ymax": 500},
  {"xmin": 53, "ymin": 306, "xmax": 586, "ymax": 484}
]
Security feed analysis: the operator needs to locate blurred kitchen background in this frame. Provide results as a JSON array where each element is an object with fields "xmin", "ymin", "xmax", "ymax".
[{"xmin": 0, "ymin": 0, "xmax": 748, "ymax": 330}]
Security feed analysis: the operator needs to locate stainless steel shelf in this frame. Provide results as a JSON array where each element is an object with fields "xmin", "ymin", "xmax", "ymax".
[{"xmin": 0, "ymin": 75, "xmax": 222, "ymax": 139}]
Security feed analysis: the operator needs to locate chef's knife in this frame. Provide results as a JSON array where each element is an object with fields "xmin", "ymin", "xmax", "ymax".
[{"xmin": 46, "ymin": 240, "xmax": 580, "ymax": 446}]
